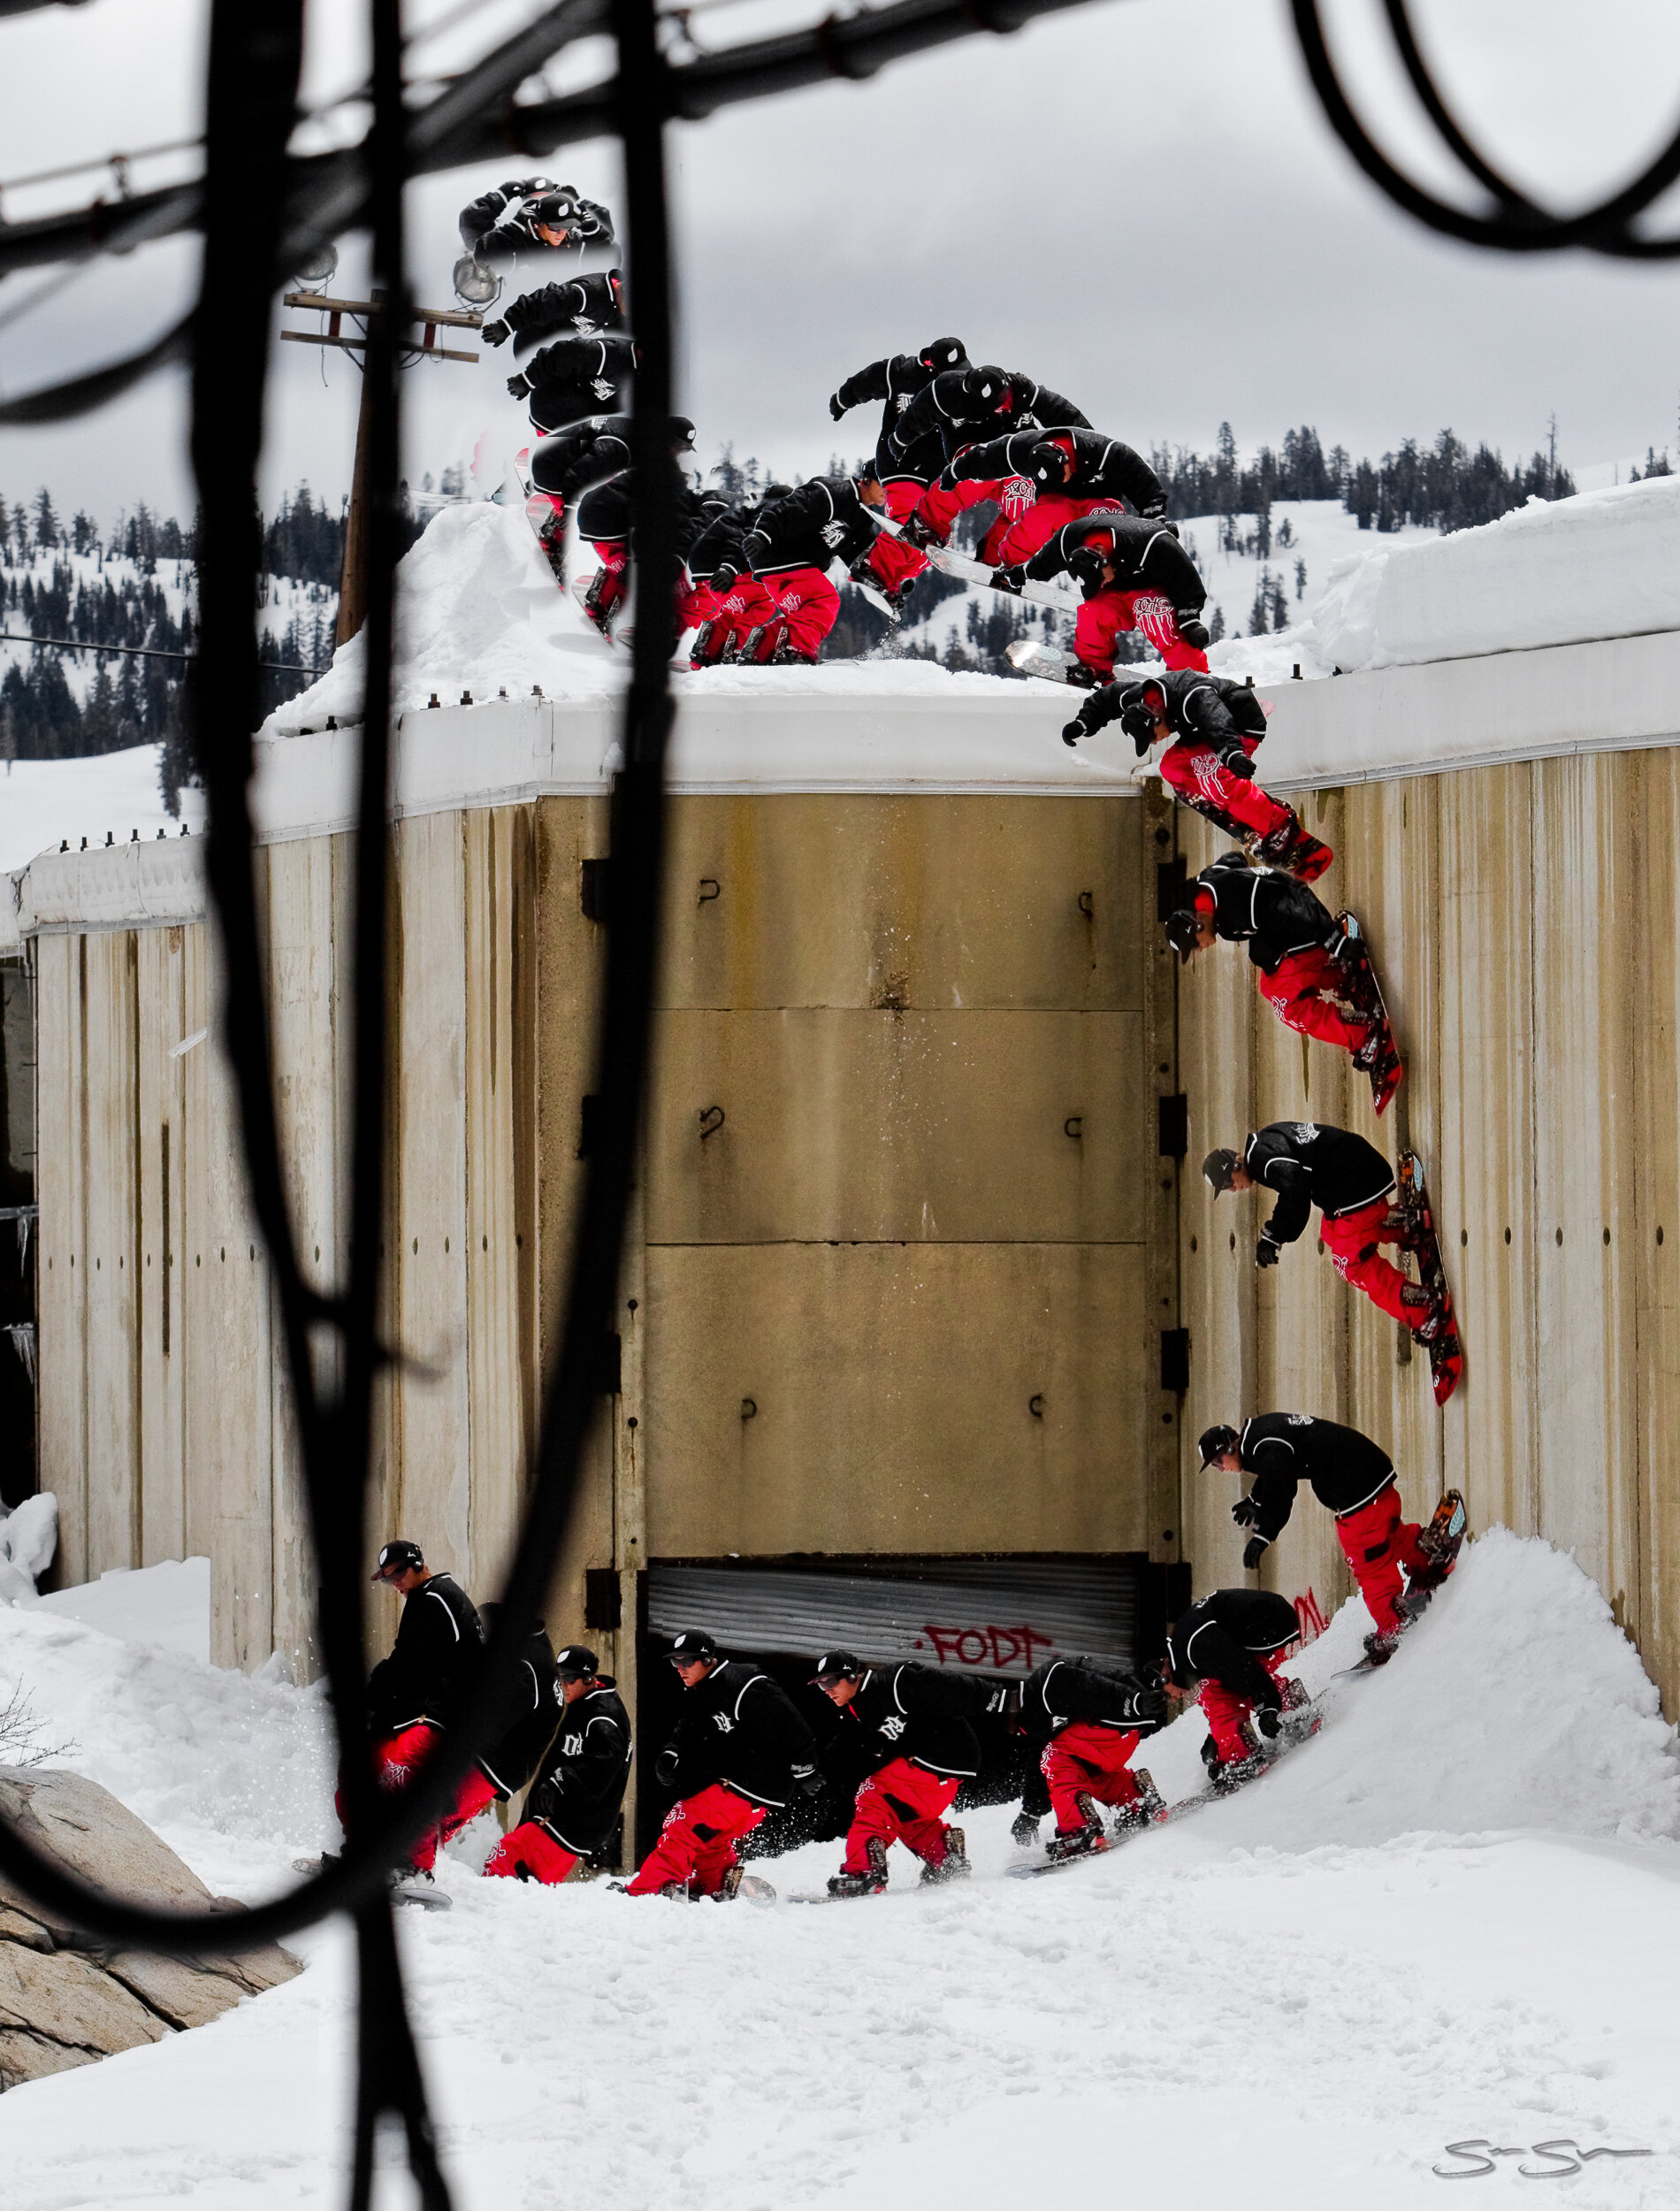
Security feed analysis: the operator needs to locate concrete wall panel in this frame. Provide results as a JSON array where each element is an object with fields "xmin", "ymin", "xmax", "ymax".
[
  {"xmin": 134, "ymin": 926, "xmax": 187, "ymax": 1567},
  {"xmin": 81, "ymin": 930, "xmax": 140, "ymax": 1579},
  {"xmin": 34, "ymin": 933, "xmax": 86, "ymax": 1585}
]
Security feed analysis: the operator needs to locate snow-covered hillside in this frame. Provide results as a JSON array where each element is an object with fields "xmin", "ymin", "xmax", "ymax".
[{"xmin": 0, "ymin": 1531, "xmax": 1676, "ymax": 2205}]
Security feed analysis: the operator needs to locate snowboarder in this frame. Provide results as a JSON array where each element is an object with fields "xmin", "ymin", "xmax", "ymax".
[
  {"xmin": 625, "ymin": 1631, "xmax": 821, "ymax": 1899},
  {"xmin": 508, "ymin": 333, "xmax": 639, "ymax": 433},
  {"xmin": 683, "ymin": 481, "xmax": 791, "ymax": 665},
  {"xmin": 479, "ymin": 268, "xmax": 626, "ymax": 353},
  {"xmin": 1201, "ymin": 1123, "xmax": 1451, "ymax": 1349},
  {"xmin": 1015, "ymin": 1656, "xmax": 1169, "ymax": 1862},
  {"xmin": 935, "ymin": 427, "xmax": 1165, "ymax": 570},
  {"xmin": 812, "ymin": 1651, "xmax": 981, "ymax": 1896},
  {"xmin": 1197, "ymin": 1417, "xmax": 1456, "ymax": 1660},
  {"xmin": 1009, "ymin": 514, "xmax": 1209, "ymax": 682},
  {"xmin": 569, "ymin": 471, "xmax": 727, "ymax": 642},
  {"xmin": 1165, "ymin": 853, "xmax": 1398, "ymax": 1104},
  {"xmin": 1163, "ymin": 1588, "xmax": 1309, "ymax": 1788},
  {"xmin": 829, "ymin": 336, "xmax": 971, "ymax": 519},
  {"xmin": 1064, "ymin": 671, "xmax": 1332, "ymax": 882},
  {"xmin": 338, "ymin": 1539, "xmax": 492, "ymax": 1879},
  {"xmin": 458, "ymin": 180, "xmax": 615, "ymax": 269},
  {"xmin": 484, "ymin": 1645, "xmax": 632, "ymax": 1886},
  {"xmin": 471, "ymin": 1605, "xmax": 562, "ymax": 1810},
  {"xmin": 522, "ymin": 413, "xmax": 694, "ymax": 585},
  {"xmin": 737, "ymin": 466, "xmax": 928, "ymax": 662},
  {"xmin": 891, "ymin": 363, "xmax": 1090, "ymax": 546}
]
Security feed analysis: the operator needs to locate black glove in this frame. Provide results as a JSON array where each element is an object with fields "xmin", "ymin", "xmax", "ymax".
[
  {"xmin": 1256, "ymin": 1236, "xmax": 1280, "ymax": 1270},
  {"xmin": 989, "ymin": 565, "xmax": 1025, "ymax": 596},
  {"xmin": 792, "ymin": 1763, "xmax": 825, "ymax": 1800},
  {"xmin": 1199, "ymin": 1733, "xmax": 1222, "ymax": 1779},
  {"xmin": 984, "ymin": 1682, "xmax": 1021, "ymax": 1722},
  {"xmin": 1242, "ymin": 1534, "xmax": 1271, "ymax": 1570},
  {"xmin": 829, "ymin": 392, "xmax": 846, "ymax": 422},
  {"xmin": 507, "ymin": 371, "xmax": 531, "ymax": 399},
  {"xmin": 654, "ymin": 1745, "xmax": 680, "ymax": 1788},
  {"xmin": 1010, "ymin": 1809, "xmax": 1040, "ymax": 1847},
  {"xmin": 1141, "ymin": 497, "xmax": 1168, "ymax": 519},
  {"xmin": 1231, "ymin": 1496, "xmax": 1260, "ymax": 1529},
  {"xmin": 1062, "ymin": 720, "xmax": 1085, "ymax": 748},
  {"xmin": 1219, "ymin": 746, "xmax": 1256, "ymax": 782},
  {"xmin": 1179, "ymin": 616, "xmax": 1210, "ymax": 649},
  {"xmin": 480, "ymin": 318, "xmax": 510, "ymax": 348},
  {"xmin": 936, "ymin": 465, "xmax": 958, "ymax": 491},
  {"xmin": 1253, "ymin": 1705, "xmax": 1282, "ymax": 1740},
  {"xmin": 711, "ymin": 562, "xmax": 738, "ymax": 594},
  {"xmin": 1130, "ymin": 1687, "xmax": 1170, "ymax": 1729}
]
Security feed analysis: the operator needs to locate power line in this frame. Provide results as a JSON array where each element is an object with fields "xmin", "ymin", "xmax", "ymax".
[{"xmin": 0, "ymin": 630, "xmax": 327, "ymax": 673}]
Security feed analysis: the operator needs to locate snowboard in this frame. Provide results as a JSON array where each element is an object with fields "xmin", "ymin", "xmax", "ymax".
[
  {"xmin": 290, "ymin": 1855, "xmax": 453, "ymax": 1909},
  {"xmin": 923, "ymin": 542, "xmax": 1071, "ymax": 612},
  {"xmin": 513, "ymin": 448, "xmax": 568, "ymax": 589},
  {"xmin": 1415, "ymin": 1485, "xmax": 1469, "ymax": 1585},
  {"xmin": 1396, "ymin": 1150, "xmax": 1463, "ymax": 1404},
  {"xmin": 1333, "ymin": 910, "xmax": 1403, "ymax": 1115},
  {"xmin": 1005, "ymin": 637, "xmax": 1086, "ymax": 683}
]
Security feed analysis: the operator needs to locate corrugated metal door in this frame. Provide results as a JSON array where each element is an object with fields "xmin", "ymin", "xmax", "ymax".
[{"xmin": 646, "ymin": 1557, "xmax": 1138, "ymax": 1678}]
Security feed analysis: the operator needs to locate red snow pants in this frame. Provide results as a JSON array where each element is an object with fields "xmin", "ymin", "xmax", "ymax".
[
  {"xmin": 862, "ymin": 531, "xmax": 930, "ymax": 593},
  {"xmin": 1074, "ymin": 590, "xmax": 1209, "ymax": 680},
  {"xmin": 1335, "ymin": 1480, "xmax": 1430, "ymax": 1637},
  {"xmin": 882, "ymin": 477, "xmax": 929, "ymax": 522},
  {"xmin": 762, "ymin": 566, "xmax": 841, "ymax": 658},
  {"xmin": 483, "ymin": 1821, "xmax": 580, "ymax": 1887},
  {"xmin": 1257, "ymin": 946, "xmax": 1373, "ymax": 1052},
  {"xmin": 335, "ymin": 1723, "xmax": 499, "ymax": 1874},
  {"xmin": 581, "ymin": 539, "xmax": 630, "ymax": 624},
  {"xmin": 981, "ymin": 493, "xmax": 1115, "ymax": 569},
  {"xmin": 626, "ymin": 1782, "xmax": 766, "ymax": 1896},
  {"xmin": 689, "ymin": 575, "xmax": 776, "ymax": 661},
  {"xmin": 1041, "ymin": 1720, "xmax": 1145, "ymax": 1834},
  {"xmin": 913, "ymin": 471, "xmax": 997, "ymax": 544},
  {"xmin": 1318, "ymin": 1197, "xmax": 1415, "ymax": 1327},
  {"xmin": 1159, "ymin": 734, "xmax": 1293, "ymax": 839},
  {"xmin": 1199, "ymin": 1647, "xmax": 1291, "ymax": 1765},
  {"xmin": 843, "ymin": 1756, "xmax": 961, "ymax": 1872}
]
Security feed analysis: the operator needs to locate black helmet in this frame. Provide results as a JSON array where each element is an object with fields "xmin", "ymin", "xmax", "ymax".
[
  {"xmin": 920, "ymin": 335, "xmax": 969, "ymax": 373},
  {"xmin": 669, "ymin": 415, "xmax": 696, "ymax": 450},
  {"xmin": 1020, "ymin": 438, "xmax": 1072, "ymax": 492},
  {"xmin": 811, "ymin": 1649, "xmax": 866, "ymax": 1686},
  {"xmin": 371, "ymin": 1538, "xmax": 424, "ymax": 1583},
  {"xmin": 1164, "ymin": 908, "xmax": 1202, "ymax": 965},
  {"xmin": 1203, "ymin": 1147, "xmax": 1241, "ymax": 1195},
  {"xmin": 669, "ymin": 1629, "xmax": 718, "ymax": 1665},
  {"xmin": 962, "ymin": 365, "xmax": 1010, "ymax": 409},
  {"xmin": 1197, "ymin": 1423, "xmax": 1241, "ymax": 1469},
  {"xmin": 554, "ymin": 1644, "xmax": 599, "ymax": 1680},
  {"xmin": 1065, "ymin": 529, "xmax": 1115, "ymax": 594}
]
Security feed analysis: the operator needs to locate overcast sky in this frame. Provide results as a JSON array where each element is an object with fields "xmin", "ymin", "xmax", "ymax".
[{"xmin": 3, "ymin": 0, "xmax": 1679, "ymax": 527}]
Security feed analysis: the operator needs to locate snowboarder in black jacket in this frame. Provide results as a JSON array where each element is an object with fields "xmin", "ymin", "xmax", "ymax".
[
  {"xmin": 458, "ymin": 180, "xmax": 615, "ymax": 269},
  {"xmin": 1014, "ymin": 1656, "xmax": 1168, "ymax": 1862},
  {"xmin": 937, "ymin": 426, "xmax": 1165, "ymax": 570},
  {"xmin": 737, "ymin": 470, "xmax": 928, "ymax": 662},
  {"xmin": 1165, "ymin": 1587, "xmax": 1309, "ymax": 1786},
  {"xmin": 1203, "ymin": 1123, "xmax": 1446, "ymax": 1343},
  {"xmin": 1165, "ymin": 852, "xmax": 1396, "ymax": 1099},
  {"xmin": 508, "ymin": 333, "xmax": 638, "ymax": 433},
  {"xmin": 1013, "ymin": 514, "xmax": 1208, "ymax": 684},
  {"xmin": 684, "ymin": 484, "xmax": 790, "ymax": 666},
  {"xmin": 480, "ymin": 269, "xmax": 625, "ymax": 355},
  {"xmin": 523, "ymin": 413, "xmax": 694, "ymax": 585},
  {"xmin": 1065, "ymin": 670, "xmax": 1332, "ymax": 880},
  {"xmin": 340, "ymin": 1539, "xmax": 493, "ymax": 1879},
  {"xmin": 813, "ymin": 1653, "xmax": 980, "ymax": 1895},
  {"xmin": 625, "ymin": 1631, "xmax": 820, "ymax": 1899},
  {"xmin": 829, "ymin": 335, "xmax": 970, "ymax": 516},
  {"xmin": 485, "ymin": 1644, "xmax": 632, "ymax": 1886},
  {"xmin": 1198, "ymin": 1417, "xmax": 1452, "ymax": 1650},
  {"xmin": 470, "ymin": 1607, "xmax": 561, "ymax": 1802},
  {"xmin": 893, "ymin": 364, "xmax": 1091, "ymax": 548}
]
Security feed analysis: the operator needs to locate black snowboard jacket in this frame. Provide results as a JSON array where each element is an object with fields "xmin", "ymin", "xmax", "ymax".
[
  {"xmin": 1242, "ymin": 1121, "xmax": 1397, "ymax": 1250},
  {"xmin": 839, "ymin": 1664, "xmax": 982, "ymax": 1779},
  {"xmin": 740, "ymin": 477, "xmax": 883, "ymax": 578},
  {"xmin": 461, "ymin": 180, "xmax": 615, "ymax": 266},
  {"xmin": 1018, "ymin": 1656, "xmax": 1169, "ymax": 1747},
  {"xmin": 684, "ymin": 487, "xmax": 790, "ymax": 585},
  {"xmin": 890, "ymin": 367, "xmax": 1091, "ymax": 466},
  {"xmin": 1233, "ymin": 1413, "xmax": 1398, "ymax": 1545},
  {"xmin": 657, "ymin": 1658, "xmax": 820, "ymax": 1810},
  {"xmin": 1024, "ymin": 515, "xmax": 1206, "ymax": 619},
  {"xmin": 577, "ymin": 476, "xmax": 725, "ymax": 555},
  {"xmin": 528, "ymin": 416, "xmax": 632, "ymax": 503},
  {"xmin": 1165, "ymin": 1588, "xmax": 1300, "ymax": 1707},
  {"xmin": 365, "ymin": 1573, "xmax": 485, "ymax": 1735},
  {"xmin": 1073, "ymin": 669, "xmax": 1266, "ymax": 754},
  {"xmin": 1187, "ymin": 851, "xmax": 1340, "ymax": 975},
  {"xmin": 832, "ymin": 341, "xmax": 970, "ymax": 482},
  {"xmin": 503, "ymin": 270, "xmax": 626, "ymax": 355},
  {"xmin": 943, "ymin": 427, "xmax": 1165, "ymax": 516},
  {"xmin": 528, "ymin": 1677, "xmax": 634, "ymax": 1853},
  {"xmin": 477, "ymin": 1625, "xmax": 562, "ymax": 1797},
  {"xmin": 522, "ymin": 336, "xmax": 638, "ymax": 433}
]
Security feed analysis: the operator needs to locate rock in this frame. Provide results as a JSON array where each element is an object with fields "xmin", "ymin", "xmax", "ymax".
[{"xmin": 0, "ymin": 1766, "xmax": 302, "ymax": 2091}]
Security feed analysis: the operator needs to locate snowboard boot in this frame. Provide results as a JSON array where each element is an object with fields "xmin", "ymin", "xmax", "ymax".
[
  {"xmin": 920, "ymin": 1826, "xmax": 971, "ymax": 1883},
  {"xmin": 1063, "ymin": 662, "xmax": 1103, "ymax": 691},
  {"xmin": 579, "ymin": 568, "xmax": 623, "ymax": 640},
  {"xmin": 1009, "ymin": 1809, "xmax": 1041, "ymax": 1848},
  {"xmin": 1250, "ymin": 815, "xmax": 1333, "ymax": 883},
  {"xmin": 1107, "ymin": 1769, "xmax": 1165, "ymax": 1839},
  {"xmin": 1350, "ymin": 1024, "xmax": 1403, "ymax": 1115},
  {"xmin": 769, "ymin": 640, "xmax": 821, "ymax": 665},
  {"xmin": 1210, "ymin": 1751, "xmax": 1264, "ymax": 1793},
  {"xmin": 899, "ymin": 510, "xmax": 942, "ymax": 551},
  {"xmin": 828, "ymin": 1837, "xmax": 890, "ymax": 1898},
  {"xmin": 987, "ymin": 564, "xmax": 1025, "ymax": 596},
  {"xmin": 1395, "ymin": 1587, "xmax": 1433, "ymax": 1626},
  {"xmin": 524, "ymin": 493, "xmax": 568, "ymax": 585},
  {"xmin": 1363, "ymin": 1625, "xmax": 1404, "ymax": 1666},
  {"xmin": 714, "ymin": 1864, "xmax": 776, "ymax": 1902},
  {"xmin": 1411, "ymin": 1490, "xmax": 1469, "ymax": 1588},
  {"xmin": 688, "ymin": 617, "xmax": 722, "ymax": 669},
  {"xmin": 1044, "ymin": 1820, "xmax": 1109, "ymax": 1863},
  {"xmin": 1404, "ymin": 1280, "xmax": 1450, "ymax": 1345}
]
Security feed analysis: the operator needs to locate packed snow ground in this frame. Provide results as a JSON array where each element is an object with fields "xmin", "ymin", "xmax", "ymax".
[
  {"xmin": 0, "ymin": 1529, "xmax": 1676, "ymax": 2205},
  {"xmin": 0, "ymin": 745, "xmax": 204, "ymax": 874}
]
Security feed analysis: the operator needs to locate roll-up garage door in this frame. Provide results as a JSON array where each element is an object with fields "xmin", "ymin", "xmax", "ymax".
[{"xmin": 646, "ymin": 1557, "xmax": 1139, "ymax": 1678}]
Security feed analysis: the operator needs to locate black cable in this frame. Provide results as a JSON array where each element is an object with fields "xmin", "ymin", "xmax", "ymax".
[{"xmin": 0, "ymin": 632, "xmax": 325, "ymax": 673}]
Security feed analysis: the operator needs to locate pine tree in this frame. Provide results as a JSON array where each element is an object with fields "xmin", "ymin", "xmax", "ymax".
[
  {"xmin": 1271, "ymin": 573, "xmax": 1290, "ymax": 631},
  {"xmin": 1209, "ymin": 605, "xmax": 1226, "ymax": 644},
  {"xmin": 32, "ymin": 487, "xmax": 61, "ymax": 552},
  {"xmin": 1294, "ymin": 556, "xmax": 1308, "ymax": 601},
  {"xmin": 1249, "ymin": 570, "xmax": 1272, "ymax": 637}
]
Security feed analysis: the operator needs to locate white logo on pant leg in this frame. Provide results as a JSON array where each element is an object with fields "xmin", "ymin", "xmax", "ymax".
[
  {"xmin": 1133, "ymin": 593, "xmax": 1178, "ymax": 653},
  {"xmin": 1001, "ymin": 474, "xmax": 1036, "ymax": 518}
]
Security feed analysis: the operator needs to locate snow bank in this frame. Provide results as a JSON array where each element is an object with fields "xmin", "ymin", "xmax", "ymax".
[
  {"xmin": 31, "ymin": 1556, "xmax": 210, "ymax": 1663},
  {"xmin": 0, "ymin": 745, "xmax": 203, "ymax": 876},
  {"xmin": 0, "ymin": 1491, "xmax": 57, "ymax": 1603}
]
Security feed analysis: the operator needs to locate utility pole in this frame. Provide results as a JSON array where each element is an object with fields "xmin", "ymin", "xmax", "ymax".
[
  {"xmin": 280, "ymin": 289, "xmax": 483, "ymax": 644},
  {"xmin": 1546, "ymin": 410, "xmax": 1557, "ymax": 493}
]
